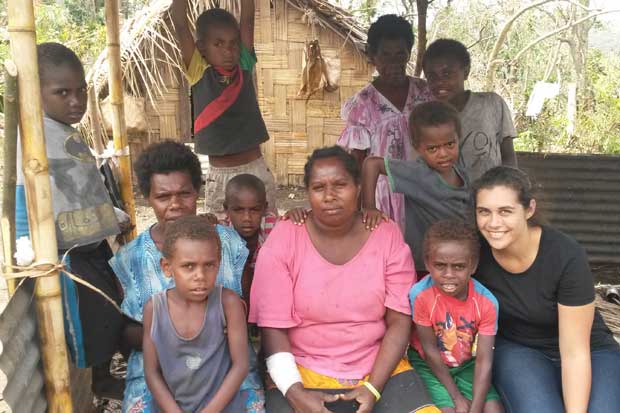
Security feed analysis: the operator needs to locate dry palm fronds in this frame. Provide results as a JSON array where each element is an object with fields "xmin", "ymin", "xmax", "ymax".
[
  {"xmin": 83, "ymin": 0, "xmax": 191, "ymax": 149},
  {"xmin": 287, "ymin": 0, "xmax": 367, "ymax": 53}
]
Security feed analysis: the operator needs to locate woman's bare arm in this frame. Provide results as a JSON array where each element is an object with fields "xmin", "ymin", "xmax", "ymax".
[
  {"xmin": 341, "ymin": 309, "xmax": 411, "ymax": 412},
  {"xmin": 559, "ymin": 302, "xmax": 594, "ymax": 413},
  {"xmin": 262, "ymin": 328, "xmax": 338, "ymax": 413}
]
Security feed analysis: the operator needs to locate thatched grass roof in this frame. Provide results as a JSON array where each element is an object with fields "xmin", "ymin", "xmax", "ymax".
[{"xmin": 82, "ymin": 0, "xmax": 368, "ymax": 146}]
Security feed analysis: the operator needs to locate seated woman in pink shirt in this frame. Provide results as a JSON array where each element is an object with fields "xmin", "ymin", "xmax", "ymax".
[{"xmin": 249, "ymin": 146, "xmax": 439, "ymax": 413}]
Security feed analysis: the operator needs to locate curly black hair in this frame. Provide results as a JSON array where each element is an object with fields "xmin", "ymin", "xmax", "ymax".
[
  {"xmin": 134, "ymin": 140, "xmax": 203, "ymax": 197},
  {"xmin": 303, "ymin": 146, "xmax": 360, "ymax": 187},
  {"xmin": 37, "ymin": 42, "xmax": 84, "ymax": 81},
  {"xmin": 162, "ymin": 215, "xmax": 221, "ymax": 259},
  {"xmin": 196, "ymin": 7, "xmax": 239, "ymax": 40},
  {"xmin": 422, "ymin": 38, "xmax": 471, "ymax": 70},
  {"xmin": 366, "ymin": 14, "xmax": 414, "ymax": 56},
  {"xmin": 423, "ymin": 220, "xmax": 480, "ymax": 262},
  {"xmin": 409, "ymin": 101, "xmax": 461, "ymax": 147}
]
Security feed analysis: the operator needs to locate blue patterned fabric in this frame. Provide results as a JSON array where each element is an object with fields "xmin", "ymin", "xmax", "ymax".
[{"xmin": 109, "ymin": 225, "xmax": 264, "ymax": 413}]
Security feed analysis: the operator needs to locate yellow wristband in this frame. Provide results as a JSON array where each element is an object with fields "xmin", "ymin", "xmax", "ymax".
[{"xmin": 361, "ymin": 381, "xmax": 381, "ymax": 401}]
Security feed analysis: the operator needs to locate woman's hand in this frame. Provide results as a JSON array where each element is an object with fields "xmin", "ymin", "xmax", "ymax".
[
  {"xmin": 282, "ymin": 208, "xmax": 310, "ymax": 225},
  {"xmin": 361, "ymin": 207, "xmax": 388, "ymax": 231},
  {"xmin": 286, "ymin": 383, "xmax": 339, "ymax": 413},
  {"xmin": 340, "ymin": 385, "xmax": 375, "ymax": 413}
]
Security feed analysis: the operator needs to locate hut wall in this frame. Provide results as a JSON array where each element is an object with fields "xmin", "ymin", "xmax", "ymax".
[
  {"xmin": 129, "ymin": 71, "xmax": 192, "ymax": 162},
  {"xmin": 255, "ymin": 0, "xmax": 373, "ymax": 185}
]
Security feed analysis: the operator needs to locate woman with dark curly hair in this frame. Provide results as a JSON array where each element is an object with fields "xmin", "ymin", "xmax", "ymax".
[
  {"xmin": 337, "ymin": 14, "xmax": 432, "ymax": 232},
  {"xmin": 250, "ymin": 146, "xmax": 440, "ymax": 413},
  {"xmin": 109, "ymin": 141, "xmax": 264, "ymax": 413}
]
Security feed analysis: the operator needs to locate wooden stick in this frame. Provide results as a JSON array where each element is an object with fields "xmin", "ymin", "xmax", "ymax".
[
  {"xmin": 105, "ymin": 0, "xmax": 137, "ymax": 240},
  {"xmin": 2, "ymin": 60, "xmax": 18, "ymax": 295},
  {"xmin": 6, "ymin": 1, "xmax": 73, "ymax": 412}
]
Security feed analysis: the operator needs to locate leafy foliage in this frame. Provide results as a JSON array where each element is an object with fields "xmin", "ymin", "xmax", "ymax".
[{"xmin": 0, "ymin": 0, "xmax": 150, "ymax": 96}]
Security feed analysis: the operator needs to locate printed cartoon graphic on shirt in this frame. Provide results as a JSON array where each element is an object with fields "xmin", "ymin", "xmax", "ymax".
[{"xmin": 435, "ymin": 312, "xmax": 476, "ymax": 367}]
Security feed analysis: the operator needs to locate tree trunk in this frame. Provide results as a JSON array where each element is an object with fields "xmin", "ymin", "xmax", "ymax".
[
  {"xmin": 569, "ymin": 0, "xmax": 591, "ymax": 103},
  {"xmin": 414, "ymin": 0, "xmax": 428, "ymax": 77}
]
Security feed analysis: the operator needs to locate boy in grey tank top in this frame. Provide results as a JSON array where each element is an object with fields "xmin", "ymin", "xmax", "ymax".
[{"xmin": 142, "ymin": 216, "xmax": 249, "ymax": 412}]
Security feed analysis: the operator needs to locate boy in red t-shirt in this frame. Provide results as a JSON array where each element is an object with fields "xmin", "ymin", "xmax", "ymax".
[{"xmin": 408, "ymin": 220, "xmax": 504, "ymax": 413}]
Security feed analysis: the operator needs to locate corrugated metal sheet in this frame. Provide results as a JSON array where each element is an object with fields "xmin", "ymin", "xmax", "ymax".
[
  {"xmin": 518, "ymin": 152, "xmax": 620, "ymax": 264},
  {"xmin": 0, "ymin": 280, "xmax": 95, "ymax": 412},
  {"xmin": 0, "ymin": 279, "xmax": 47, "ymax": 413}
]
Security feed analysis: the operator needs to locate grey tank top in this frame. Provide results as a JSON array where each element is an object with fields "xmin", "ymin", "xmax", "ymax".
[{"xmin": 150, "ymin": 286, "xmax": 244, "ymax": 413}]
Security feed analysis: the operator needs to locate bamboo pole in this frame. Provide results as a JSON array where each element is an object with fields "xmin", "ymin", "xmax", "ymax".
[
  {"xmin": 88, "ymin": 86, "xmax": 105, "ymax": 156},
  {"xmin": 7, "ymin": 1, "xmax": 73, "ymax": 412},
  {"xmin": 105, "ymin": 0, "xmax": 137, "ymax": 240},
  {"xmin": 2, "ymin": 60, "xmax": 18, "ymax": 295}
]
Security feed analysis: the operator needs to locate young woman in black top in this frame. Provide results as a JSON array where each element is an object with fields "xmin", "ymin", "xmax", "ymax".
[{"xmin": 472, "ymin": 166, "xmax": 619, "ymax": 413}]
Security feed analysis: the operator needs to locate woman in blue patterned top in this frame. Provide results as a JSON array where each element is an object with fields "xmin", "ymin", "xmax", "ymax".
[{"xmin": 109, "ymin": 141, "xmax": 264, "ymax": 413}]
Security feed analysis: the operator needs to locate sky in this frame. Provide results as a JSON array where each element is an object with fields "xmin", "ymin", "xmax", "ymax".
[{"xmin": 339, "ymin": 0, "xmax": 620, "ymax": 25}]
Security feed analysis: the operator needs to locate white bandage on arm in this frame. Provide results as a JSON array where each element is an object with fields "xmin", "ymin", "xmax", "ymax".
[{"xmin": 266, "ymin": 352, "xmax": 303, "ymax": 396}]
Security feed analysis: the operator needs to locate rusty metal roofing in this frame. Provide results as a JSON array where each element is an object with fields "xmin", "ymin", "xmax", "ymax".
[{"xmin": 518, "ymin": 152, "xmax": 620, "ymax": 264}]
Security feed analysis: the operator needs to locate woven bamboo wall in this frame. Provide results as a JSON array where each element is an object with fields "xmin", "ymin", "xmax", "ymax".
[
  {"xmin": 129, "ymin": 71, "xmax": 192, "ymax": 162},
  {"xmin": 254, "ymin": 0, "xmax": 373, "ymax": 186}
]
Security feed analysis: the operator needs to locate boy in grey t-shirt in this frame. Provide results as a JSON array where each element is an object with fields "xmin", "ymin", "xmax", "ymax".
[
  {"xmin": 422, "ymin": 39, "xmax": 517, "ymax": 181},
  {"xmin": 362, "ymin": 101, "xmax": 470, "ymax": 273}
]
